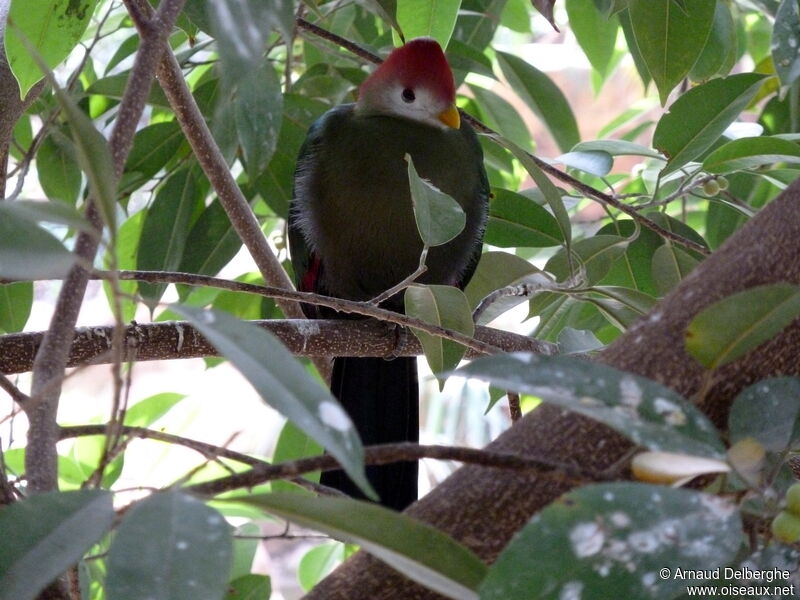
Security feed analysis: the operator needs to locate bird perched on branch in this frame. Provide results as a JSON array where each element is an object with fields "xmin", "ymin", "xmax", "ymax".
[{"xmin": 289, "ymin": 38, "xmax": 489, "ymax": 510}]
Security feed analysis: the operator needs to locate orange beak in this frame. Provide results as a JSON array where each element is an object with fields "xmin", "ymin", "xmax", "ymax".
[{"xmin": 437, "ymin": 105, "xmax": 461, "ymax": 129}]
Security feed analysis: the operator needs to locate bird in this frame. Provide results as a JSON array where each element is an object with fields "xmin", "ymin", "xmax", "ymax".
[{"xmin": 288, "ymin": 37, "xmax": 489, "ymax": 510}]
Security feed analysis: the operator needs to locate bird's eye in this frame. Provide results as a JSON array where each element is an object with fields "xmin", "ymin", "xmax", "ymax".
[{"xmin": 401, "ymin": 88, "xmax": 416, "ymax": 103}]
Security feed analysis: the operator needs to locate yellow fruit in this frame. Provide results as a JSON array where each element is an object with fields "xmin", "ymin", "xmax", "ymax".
[
  {"xmin": 771, "ymin": 510, "xmax": 800, "ymax": 544},
  {"xmin": 786, "ymin": 482, "xmax": 800, "ymax": 516},
  {"xmin": 702, "ymin": 179, "xmax": 720, "ymax": 196}
]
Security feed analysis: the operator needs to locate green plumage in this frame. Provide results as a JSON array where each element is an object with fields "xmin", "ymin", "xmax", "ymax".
[
  {"xmin": 289, "ymin": 103, "xmax": 488, "ymax": 509},
  {"xmin": 290, "ymin": 104, "xmax": 488, "ymax": 305}
]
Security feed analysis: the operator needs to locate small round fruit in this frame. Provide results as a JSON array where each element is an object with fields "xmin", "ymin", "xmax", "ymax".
[
  {"xmin": 771, "ymin": 510, "xmax": 800, "ymax": 544},
  {"xmin": 702, "ymin": 179, "xmax": 720, "ymax": 196},
  {"xmin": 717, "ymin": 176, "xmax": 729, "ymax": 191},
  {"xmin": 786, "ymin": 482, "xmax": 800, "ymax": 515}
]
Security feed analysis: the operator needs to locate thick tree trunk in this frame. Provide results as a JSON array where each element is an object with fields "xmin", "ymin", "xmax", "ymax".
[{"xmin": 305, "ymin": 179, "xmax": 800, "ymax": 599}]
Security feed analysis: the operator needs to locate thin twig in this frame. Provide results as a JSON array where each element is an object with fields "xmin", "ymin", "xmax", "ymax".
[
  {"xmin": 185, "ymin": 441, "xmax": 597, "ymax": 496},
  {"xmin": 0, "ymin": 373, "xmax": 29, "ymax": 406},
  {"xmin": 369, "ymin": 247, "xmax": 429, "ymax": 305},
  {"xmin": 296, "ymin": 17, "xmax": 382, "ymax": 64}
]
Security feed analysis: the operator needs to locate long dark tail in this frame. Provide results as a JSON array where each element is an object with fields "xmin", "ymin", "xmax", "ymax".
[{"xmin": 321, "ymin": 356, "xmax": 419, "ymax": 511}]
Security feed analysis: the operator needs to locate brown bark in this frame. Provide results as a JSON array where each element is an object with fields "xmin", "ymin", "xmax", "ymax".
[
  {"xmin": 0, "ymin": 319, "xmax": 543, "ymax": 376},
  {"xmin": 304, "ymin": 180, "xmax": 800, "ymax": 598}
]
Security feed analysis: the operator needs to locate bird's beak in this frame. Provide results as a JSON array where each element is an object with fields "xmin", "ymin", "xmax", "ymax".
[{"xmin": 437, "ymin": 105, "xmax": 461, "ymax": 129}]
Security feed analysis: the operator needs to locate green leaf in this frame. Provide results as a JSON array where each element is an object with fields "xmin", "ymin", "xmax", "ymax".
[
  {"xmin": 123, "ymin": 392, "xmax": 187, "ymax": 428},
  {"xmin": 492, "ymin": 136, "xmax": 572, "ymax": 245},
  {"xmin": 729, "ymin": 377, "xmax": 800, "ymax": 452},
  {"xmin": 137, "ymin": 168, "xmax": 203, "ymax": 307},
  {"xmin": 499, "ymin": 0, "xmax": 531, "ymax": 33},
  {"xmin": 235, "ymin": 63, "xmax": 283, "ymax": 179},
  {"xmin": 298, "ymin": 543, "xmax": 344, "ymax": 592},
  {"xmin": 464, "ymin": 251, "xmax": 541, "ymax": 323},
  {"xmin": 0, "ymin": 199, "xmax": 89, "ymax": 232},
  {"xmin": 407, "ymin": 154, "xmax": 466, "ymax": 247},
  {"xmin": 451, "ymin": 0, "xmax": 508, "ymax": 53},
  {"xmin": 271, "ymin": 420, "xmax": 323, "ymax": 493},
  {"xmin": 19, "ymin": 42, "xmax": 118, "ymax": 236},
  {"xmin": 122, "ymin": 121, "xmax": 186, "ymax": 192},
  {"xmin": 653, "ymin": 73, "xmax": 767, "ymax": 175},
  {"xmin": 453, "ymin": 354, "xmax": 725, "ymax": 457},
  {"xmin": 0, "ymin": 490, "xmax": 114, "ymax": 600},
  {"xmin": 178, "ymin": 199, "xmax": 244, "ymax": 277},
  {"xmin": 105, "ymin": 33, "xmax": 139, "ymax": 74},
  {"xmin": 105, "ymin": 490, "xmax": 232, "ymax": 600},
  {"xmin": 496, "ymin": 52, "xmax": 580, "ymax": 152},
  {"xmin": 4, "ymin": 0, "xmax": 100, "ymax": 98},
  {"xmin": 480, "ymin": 483, "xmax": 742, "ymax": 599},
  {"xmin": 209, "ymin": 0, "xmax": 294, "ymax": 84},
  {"xmin": 484, "ymin": 188, "xmax": 563, "ymax": 248},
  {"xmin": 556, "ymin": 150, "xmax": 613, "ymax": 176},
  {"xmin": 557, "ymin": 327, "xmax": 604, "ymax": 354},
  {"xmin": 229, "ymin": 523, "xmax": 261, "ymax": 580},
  {"xmin": 772, "ymin": 0, "xmax": 800, "ymax": 87},
  {"xmin": 702, "ymin": 136, "xmax": 800, "ymax": 173},
  {"xmin": 11, "ymin": 115, "xmax": 32, "ymax": 160},
  {"xmin": 396, "ymin": 0, "xmax": 461, "ymax": 47},
  {"xmin": 546, "ymin": 235, "xmax": 629, "ymax": 283},
  {"xmin": 1, "ymin": 449, "xmax": 96, "ymax": 492},
  {"xmin": 0, "ymin": 206, "xmax": 76, "ymax": 279},
  {"xmin": 357, "ymin": 0, "xmax": 402, "ymax": 34},
  {"xmin": 69, "ymin": 433, "xmax": 124, "ymax": 489},
  {"xmin": 705, "ymin": 193, "xmax": 746, "ymax": 250},
  {"xmin": 88, "ymin": 72, "xmax": 170, "ymax": 107},
  {"xmin": 226, "ymin": 492, "xmax": 487, "ymax": 600},
  {"xmin": 104, "ymin": 211, "xmax": 143, "ymax": 323},
  {"xmin": 685, "ymin": 283, "xmax": 800, "ymax": 369},
  {"xmin": 618, "ymin": 7, "xmax": 652, "ymax": 88},
  {"xmin": 566, "ymin": 0, "xmax": 619, "ymax": 82},
  {"xmin": 651, "ymin": 243, "xmax": 700, "ymax": 296},
  {"xmin": 405, "ymin": 284, "xmax": 475, "ymax": 375},
  {"xmin": 689, "ymin": 0, "xmax": 737, "ymax": 82},
  {"xmin": 254, "ymin": 94, "xmax": 329, "ymax": 217},
  {"xmin": 446, "ymin": 39, "xmax": 495, "ymax": 80},
  {"xmin": 0, "ymin": 282, "xmax": 32, "ymax": 333},
  {"xmin": 628, "ymin": 0, "xmax": 716, "ymax": 104},
  {"xmin": 597, "ymin": 220, "xmax": 662, "ymax": 296},
  {"xmin": 36, "ymin": 132, "xmax": 82, "ymax": 205},
  {"xmin": 173, "ymin": 305, "xmax": 374, "ymax": 498},
  {"xmin": 571, "ymin": 139, "xmax": 663, "ymax": 159},
  {"xmin": 590, "ymin": 285, "xmax": 658, "ymax": 322},
  {"xmin": 225, "ymin": 574, "xmax": 271, "ymax": 600},
  {"xmin": 468, "ymin": 84, "xmax": 532, "ymax": 151}
]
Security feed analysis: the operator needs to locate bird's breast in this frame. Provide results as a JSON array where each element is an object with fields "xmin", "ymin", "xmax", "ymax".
[{"xmin": 296, "ymin": 111, "xmax": 485, "ymax": 301}]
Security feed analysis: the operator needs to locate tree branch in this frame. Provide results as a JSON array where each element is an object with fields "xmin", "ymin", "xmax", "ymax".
[
  {"xmin": 0, "ymin": 373, "xmax": 28, "ymax": 405},
  {"xmin": 57, "ymin": 425, "xmax": 594, "ymax": 497},
  {"xmin": 186, "ymin": 442, "xmax": 594, "ymax": 497},
  {"xmin": 0, "ymin": 319, "xmax": 547, "ymax": 376}
]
